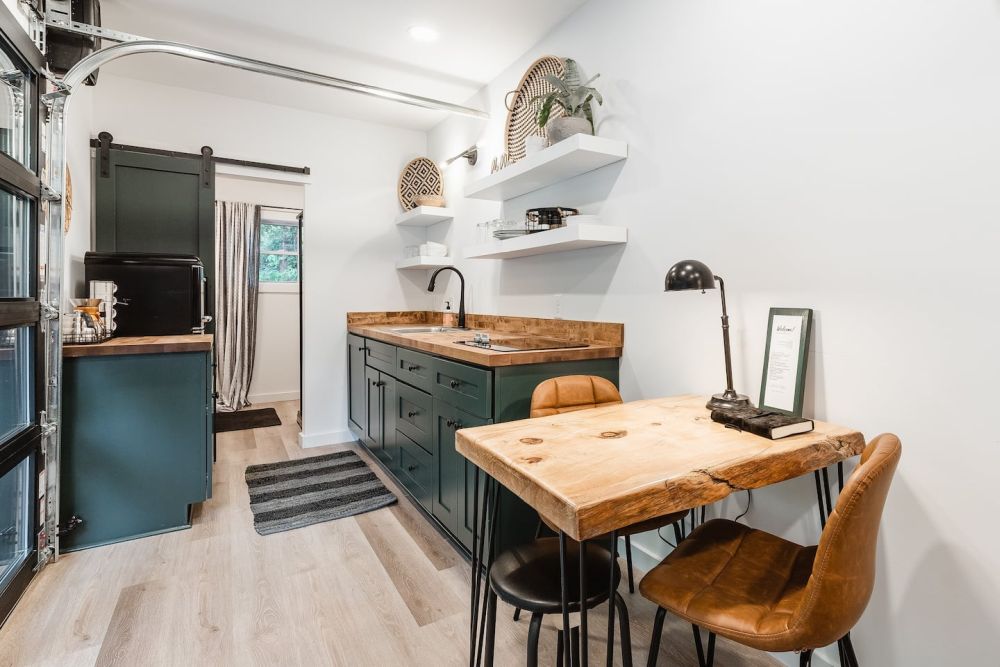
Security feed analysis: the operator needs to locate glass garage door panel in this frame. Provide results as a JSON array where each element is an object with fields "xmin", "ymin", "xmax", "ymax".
[
  {"xmin": 0, "ymin": 455, "xmax": 31, "ymax": 592},
  {"xmin": 0, "ymin": 47, "xmax": 31, "ymax": 169},
  {"xmin": 0, "ymin": 190, "xmax": 31, "ymax": 298},
  {"xmin": 0, "ymin": 325, "xmax": 33, "ymax": 442}
]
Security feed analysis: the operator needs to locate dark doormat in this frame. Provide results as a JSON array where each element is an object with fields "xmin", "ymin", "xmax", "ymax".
[
  {"xmin": 214, "ymin": 407, "xmax": 282, "ymax": 433},
  {"xmin": 245, "ymin": 450, "xmax": 396, "ymax": 535}
]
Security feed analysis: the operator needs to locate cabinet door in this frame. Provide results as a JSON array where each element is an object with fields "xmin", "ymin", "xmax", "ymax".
[
  {"xmin": 379, "ymin": 374, "xmax": 398, "ymax": 470},
  {"xmin": 347, "ymin": 335, "xmax": 367, "ymax": 432},
  {"xmin": 364, "ymin": 365, "xmax": 381, "ymax": 453},
  {"xmin": 432, "ymin": 400, "xmax": 488, "ymax": 538}
]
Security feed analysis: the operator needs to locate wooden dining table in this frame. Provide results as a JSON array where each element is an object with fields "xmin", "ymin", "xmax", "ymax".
[{"xmin": 456, "ymin": 394, "xmax": 866, "ymax": 667}]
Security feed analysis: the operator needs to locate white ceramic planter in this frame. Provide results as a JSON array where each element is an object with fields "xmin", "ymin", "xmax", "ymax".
[{"xmin": 546, "ymin": 116, "xmax": 593, "ymax": 144}]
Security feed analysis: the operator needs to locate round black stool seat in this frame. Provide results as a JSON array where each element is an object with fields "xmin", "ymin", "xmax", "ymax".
[{"xmin": 489, "ymin": 537, "xmax": 622, "ymax": 615}]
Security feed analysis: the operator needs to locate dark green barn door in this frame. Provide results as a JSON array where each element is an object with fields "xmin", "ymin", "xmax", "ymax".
[{"xmin": 94, "ymin": 146, "xmax": 215, "ymax": 322}]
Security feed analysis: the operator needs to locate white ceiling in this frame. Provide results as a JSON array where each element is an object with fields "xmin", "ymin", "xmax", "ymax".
[{"xmin": 95, "ymin": 0, "xmax": 588, "ymax": 130}]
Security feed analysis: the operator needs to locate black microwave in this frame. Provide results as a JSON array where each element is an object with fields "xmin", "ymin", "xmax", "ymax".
[{"xmin": 84, "ymin": 252, "xmax": 212, "ymax": 336}]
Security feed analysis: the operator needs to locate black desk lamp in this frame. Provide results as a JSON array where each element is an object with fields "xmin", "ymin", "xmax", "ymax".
[{"xmin": 664, "ymin": 260, "xmax": 750, "ymax": 411}]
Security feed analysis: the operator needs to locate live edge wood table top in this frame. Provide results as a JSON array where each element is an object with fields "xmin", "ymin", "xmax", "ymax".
[{"xmin": 455, "ymin": 394, "xmax": 865, "ymax": 541}]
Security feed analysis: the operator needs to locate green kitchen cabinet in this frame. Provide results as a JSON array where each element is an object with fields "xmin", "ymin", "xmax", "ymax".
[
  {"xmin": 362, "ymin": 365, "xmax": 396, "ymax": 470},
  {"xmin": 347, "ymin": 334, "xmax": 367, "ymax": 432},
  {"xmin": 432, "ymin": 399, "xmax": 489, "ymax": 543},
  {"xmin": 347, "ymin": 335, "xmax": 619, "ymax": 555},
  {"xmin": 61, "ymin": 350, "xmax": 213, "ymax": 551}
]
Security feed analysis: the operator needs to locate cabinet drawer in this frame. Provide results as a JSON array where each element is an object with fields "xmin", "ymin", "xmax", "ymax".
[
  {"xmin": 431, "ymin": 357, "xmax": 493, "ymax": 418},
  {"xmin": 365, "ymin": 339, "xmax": 396, "ymax": 375},
  {"xmin": 395, "ymin": 347, "xmax": 434, "ymax": 393},
  {"xmin": 395, "ymin": 382, "xmax": 432, "ymax": 453},
  {"xmin": 397, "ymin": 431, "xmax": 434, "ymax": 512}
]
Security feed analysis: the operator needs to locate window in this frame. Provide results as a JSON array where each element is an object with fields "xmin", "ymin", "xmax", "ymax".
[{"xmin": 259, "ymin": 220, "xmax": 299, "ymax": 284}]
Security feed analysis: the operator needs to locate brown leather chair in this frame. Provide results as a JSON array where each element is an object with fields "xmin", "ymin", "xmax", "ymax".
[
  {"xmin": 531, "ymin": 376, "xmax": 690, "ymax": 593},
  {"xmin": 639, "ymin": 434, "xmax": 902, "ymax": 667}
]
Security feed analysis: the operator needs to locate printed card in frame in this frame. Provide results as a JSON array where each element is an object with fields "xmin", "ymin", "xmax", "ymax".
[{"xmin": 759, "ymin": 307, "xmax": 813, "ymax": 416}]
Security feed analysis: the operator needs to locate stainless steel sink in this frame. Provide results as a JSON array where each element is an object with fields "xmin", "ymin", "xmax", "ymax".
[{"xmin": 388, "ymin": 326, "xmax": 468, "ymax": 334}]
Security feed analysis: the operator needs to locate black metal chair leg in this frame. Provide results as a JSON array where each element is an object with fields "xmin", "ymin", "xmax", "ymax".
[
  {"xmin": 692, "ymin": 626, "xmax": 715, "ymax": 667},
  {"xmin": 483, "ymin": 590, "xmax": 498, "ymax": 667},
  {"xmin": 672, "ymin": 522, "xmax": 683, "ymax": 545},
  {"xmin": 570, "ymin": 627, "xmax": 581, "ymax": 666},
  {"xmin": 557, "ymin": 630, "xmax": 564, "ymax": 667},
  {"xmin": 624, "ymin": 535, "xmax": 636, "ymax": 593},
  {"xmin": 526, "ymin": 612, "xmax": 543, "ymax": 667},
  {"xmin": 837, "ymin": 638, "xmax": 848, "ymax": 666},
  {"xmin": 614, "ymin": 593, "xmax": 633, "ymax": 667},
  {"xmin": 843, "ymin": 633, "xmax": 860, "ymax": 667},
  {"xmin": 800, "ymin": 649, "xmax": 814, "ymax": 667},
  {"xmin": 693, "ymin": 625, "xmax": 705, "ymax": 666},
  {"xmin": 646, "ymin": 607, "xmax": 666, "ymax": 667},
  {"xmin": 513, "ymin": 607, "xmax": 521, "ymax": 622}
]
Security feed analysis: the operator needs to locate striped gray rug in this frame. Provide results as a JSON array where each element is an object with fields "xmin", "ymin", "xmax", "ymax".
[{"xmin": 245, "ymin": 450, "xmax": 396, "ymax": 535}]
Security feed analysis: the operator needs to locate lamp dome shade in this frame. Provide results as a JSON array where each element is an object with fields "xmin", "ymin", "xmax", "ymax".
[{"xmin": 664, "ymin": 260, "xmax": 716, "ymax": 291}]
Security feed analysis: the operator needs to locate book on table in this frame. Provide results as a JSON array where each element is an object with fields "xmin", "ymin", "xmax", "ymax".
[{"xmin": 710, "ymin": 406, "xmax": 814, "ymax": 439}]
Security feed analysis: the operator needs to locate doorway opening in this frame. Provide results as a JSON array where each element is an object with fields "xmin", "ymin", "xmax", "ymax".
[{"xmin": 215, "ymin": 171, "xmax": 305, "ymax": 427}]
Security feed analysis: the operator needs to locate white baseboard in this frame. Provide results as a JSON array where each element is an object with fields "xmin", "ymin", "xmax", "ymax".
[
  {"xmin": 299, "ymin": 428, "xmax": 356, "ymax": 449},
  {"xmin": 249, "ymin": 390, "xmax": 300, "ymax": 404}
]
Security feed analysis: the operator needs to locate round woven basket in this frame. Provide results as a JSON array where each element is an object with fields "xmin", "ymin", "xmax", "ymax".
[
  {"xmin": 397, "ymin": 157, "xmax": 444, "ymax": 210},
  {"xmin": 504, "ymin": 56, "xmax": 566, "ymax": 163}
]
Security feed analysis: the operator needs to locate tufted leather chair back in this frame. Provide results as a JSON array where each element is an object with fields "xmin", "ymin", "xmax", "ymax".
[
  {"xmin": 529, "ymin": 375, "xmax": 623, "ymax": 418},
  {"xmin": 793, "ymin": 433, "xmax": 902, "ymax": 647}
]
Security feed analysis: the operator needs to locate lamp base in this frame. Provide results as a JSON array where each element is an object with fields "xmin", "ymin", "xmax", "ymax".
[{"xmin": 706, "ymin": 393, "xmax": 751, "ymax": 411}]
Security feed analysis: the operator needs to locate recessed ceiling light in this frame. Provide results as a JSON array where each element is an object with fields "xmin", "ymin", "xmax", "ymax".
[{"xmin": 408, "ymin": 25, "xmax": 440, "ymax": 43}]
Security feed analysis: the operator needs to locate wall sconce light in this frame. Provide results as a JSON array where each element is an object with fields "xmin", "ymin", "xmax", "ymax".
[{"xmin": 441, "ymin": 146, "xmax": 478, "ymax": 168}]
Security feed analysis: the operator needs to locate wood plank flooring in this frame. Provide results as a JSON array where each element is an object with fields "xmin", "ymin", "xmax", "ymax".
[{"xmin": 0, "ymin": 401, "xmax": 779, "ymax": 666}]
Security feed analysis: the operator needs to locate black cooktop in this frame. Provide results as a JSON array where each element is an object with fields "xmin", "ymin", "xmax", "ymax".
[{"xmin": 454, "ymin": 336, "xmax": 589, "ymax": 352}]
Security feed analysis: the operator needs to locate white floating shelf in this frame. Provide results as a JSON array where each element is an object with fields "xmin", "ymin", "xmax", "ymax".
[
  {"xmin": 394, "ymin": 206, "xmax": 454, "ymax": 227},
  {"xmin": 465, "ymin": 134, "xmax": 628, "ymax": 201},
  {"xmin": 464, "ymin": 224, "xmax": 627, "ymax": 260},
  {"xmin": 396, "ymin": 256, "xmax": 454, "ymax": 270}
]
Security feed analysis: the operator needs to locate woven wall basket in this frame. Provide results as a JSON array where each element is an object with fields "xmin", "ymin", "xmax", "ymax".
[
  {"xmin": 397, "ymin": 157, "xmax": 444, "ymax": 210},
  {"xmin": 504, "ymin": 55, "xmax": 566, "ymax": 163}
]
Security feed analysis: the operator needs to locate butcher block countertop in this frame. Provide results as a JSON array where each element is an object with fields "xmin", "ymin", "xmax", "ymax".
[
  {"xmin": 63, "ymin": 334, "xmax": 213, "ymax": 358},
  {"xmin": 347, "ymin": 311, "xmax": 623, "ymax": 367}
]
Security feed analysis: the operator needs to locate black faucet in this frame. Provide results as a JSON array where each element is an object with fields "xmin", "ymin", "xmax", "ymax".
[{"xmin": 427, "ymin": 267, "xmax": 466, "ymax": 329}]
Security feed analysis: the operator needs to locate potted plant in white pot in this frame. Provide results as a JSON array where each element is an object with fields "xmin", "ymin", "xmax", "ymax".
[{"xmin": 532, "ymin": 59, "xmax": 604, "ymax": 144}]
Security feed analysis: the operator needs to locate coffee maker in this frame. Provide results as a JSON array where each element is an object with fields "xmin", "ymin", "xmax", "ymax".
[{"xmin": 88, "ymin": 280, "xmax": 119, "ymax": 336}]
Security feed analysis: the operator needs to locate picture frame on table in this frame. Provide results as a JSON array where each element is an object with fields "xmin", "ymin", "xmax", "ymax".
[{"xmin": 759, "ymin": 307, "xmax": 813, "ymax": 416}]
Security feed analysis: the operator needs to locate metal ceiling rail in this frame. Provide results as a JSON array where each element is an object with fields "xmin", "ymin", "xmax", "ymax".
[{"xmin": 56, "ymin": 39, "xmax": 490, "ymax": 119}]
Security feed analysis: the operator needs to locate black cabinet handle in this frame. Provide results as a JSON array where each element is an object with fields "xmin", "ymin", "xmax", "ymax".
[
  {"xmin": 407, "ymin": 464, "xmax": 418, "ymax": 472},
  {"xmin": 375, "ymin": 381, "xmax": 386, "ymax": 387},
  {"xmin": 449, "ymin": 379, "xmax": 461, "ymax": 389},
  {"xmin": 407, "ymin": 365, "xmax": 420, "ymax": 372},
  {"xmin": 407, "ymin": 411, "xmax": 419, "ymax": 418},
  {"xmin": 366, "ymin": 348, "xmax": 371, "ymax": 355},
  {"xmin": 445, "ymin": 419, "xmax": 463, "ymax": 429}
]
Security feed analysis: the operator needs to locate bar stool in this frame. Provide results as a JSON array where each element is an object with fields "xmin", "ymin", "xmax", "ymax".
[
  {"xmin": 639, "ymin": 434, "xmax": 901, "ymax": 667},
  {"xmin": 482, "ymin": 537, "xmax": 632, "ymax": 666},
  {"xmin": 528, "ymin": 375, "xmax": 690, "ymax": 594}
]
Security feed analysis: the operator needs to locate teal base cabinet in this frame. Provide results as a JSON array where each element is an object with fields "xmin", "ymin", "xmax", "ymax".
[
  {"xmin": 61, "ymin": 350, "xmax": 213, "ymax": 551},
  {"xmin": 349, "ymin": 334, "xmax": 618, "ymax": 554}
]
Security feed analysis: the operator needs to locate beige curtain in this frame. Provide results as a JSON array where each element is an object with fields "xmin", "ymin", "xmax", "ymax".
[{"xmin": 214, "ymin": 201, "xmax": 261, "ymax": 411}]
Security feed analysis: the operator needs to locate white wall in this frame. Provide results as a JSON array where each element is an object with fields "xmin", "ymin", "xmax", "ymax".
[
  {"xmin": 63, "ymin": 87, "xmax": 95, "ymax": 308},
  {"xmin": 215, "ymin": 174, "xmax": 303, "ymax": 404},
  {"xmin": 428, "ymin": 1, "xmax": 1000, "ymax": 665},
  {"xmin": 73, "ymin": 72, "xmax": 428, "ymax": 446}
]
